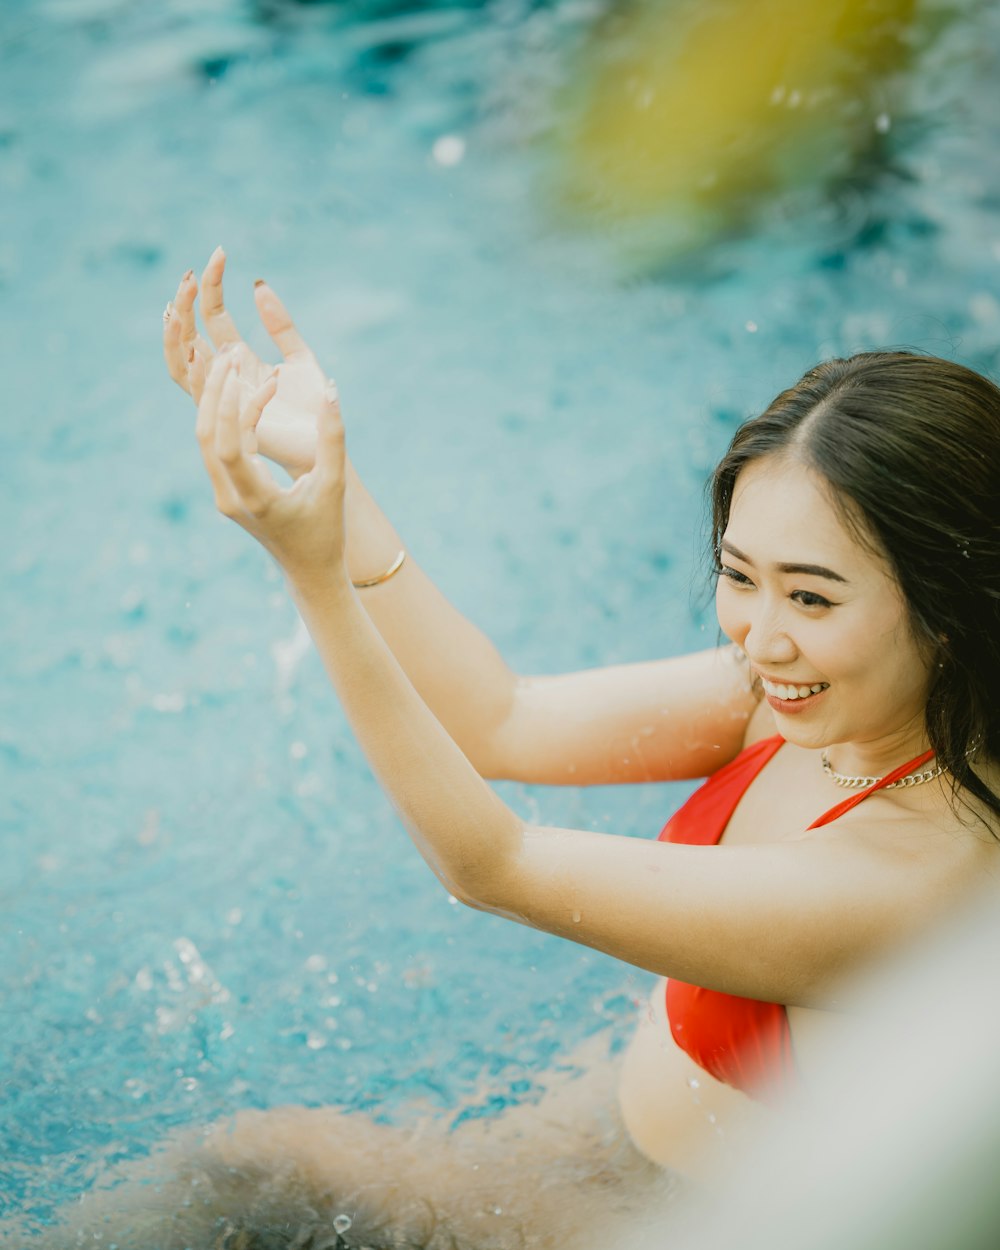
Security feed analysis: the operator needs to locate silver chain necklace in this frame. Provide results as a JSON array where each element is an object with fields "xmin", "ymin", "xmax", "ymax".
[{"xmin": 820, "ymin": 751, "xmax": 946, "ymax": 790}]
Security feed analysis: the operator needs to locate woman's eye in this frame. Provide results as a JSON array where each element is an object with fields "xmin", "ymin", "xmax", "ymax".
[
  {"xmin": 717, "ymin": 565, "xmax": 753, "ymax": 587},
  {"xmin": 792, "ymin": 590, "xmax": 833, "ymax": 609}
]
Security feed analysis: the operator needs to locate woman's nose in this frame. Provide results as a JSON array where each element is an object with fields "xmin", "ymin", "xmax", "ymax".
[{"xmin": 742, "ymin": 602, "xmax": 797, "ymax": 667}]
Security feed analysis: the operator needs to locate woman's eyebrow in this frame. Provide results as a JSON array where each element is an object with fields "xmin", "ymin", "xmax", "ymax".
[{"xmin": 720, "ymin": 540, "xmax": 849, "ymax": 584}]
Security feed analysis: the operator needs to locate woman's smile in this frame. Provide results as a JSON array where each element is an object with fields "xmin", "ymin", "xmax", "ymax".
[{"xmin": 758, "ymin": 676, "xmax": 830, "ymax": 712}]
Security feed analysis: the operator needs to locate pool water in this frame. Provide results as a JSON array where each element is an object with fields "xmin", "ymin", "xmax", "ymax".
[{"xmin": 2, "ymin": 0, "xmax": 999, "ymax": 1234}]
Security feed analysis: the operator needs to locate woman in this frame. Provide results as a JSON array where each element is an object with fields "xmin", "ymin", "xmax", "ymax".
[{"xmin": 157, "ymin": 249, "xmax": 999, "ymax": 1229}]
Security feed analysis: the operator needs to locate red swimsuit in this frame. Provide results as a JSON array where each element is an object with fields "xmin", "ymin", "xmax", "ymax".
[{"xmin": 657, "ymin": 735, "xmax": 936, "ymax": 1102}]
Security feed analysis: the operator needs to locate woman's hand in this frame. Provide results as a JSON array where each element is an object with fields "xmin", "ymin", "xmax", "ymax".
[
  {"xmin": 164, "ymin": 248, "xmax": 327, "ymax": 478},
  {"xmin": 196, "ymin": 349, "xmax": 349, "ymax": 583}
]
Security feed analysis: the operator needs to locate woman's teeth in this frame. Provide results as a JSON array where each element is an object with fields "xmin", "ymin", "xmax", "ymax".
[{"xmin": 761, "ymin": 678, "xmax": 829, "ymax": 701}]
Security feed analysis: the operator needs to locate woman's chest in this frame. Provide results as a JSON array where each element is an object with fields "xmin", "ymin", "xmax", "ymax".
[{"xmin": 719, "ymin": 744, "xmax": 845, "ymax": 847}]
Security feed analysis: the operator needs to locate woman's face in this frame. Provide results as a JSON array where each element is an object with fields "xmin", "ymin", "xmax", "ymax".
[{"xmin": 716, "ymin": 453, "xmax": 935, "ymax": 772}]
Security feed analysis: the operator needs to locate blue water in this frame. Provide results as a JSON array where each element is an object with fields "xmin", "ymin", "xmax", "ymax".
[{"xmin": 2, "ymin": 0, "xmax": 1000, "ymax": 1232}]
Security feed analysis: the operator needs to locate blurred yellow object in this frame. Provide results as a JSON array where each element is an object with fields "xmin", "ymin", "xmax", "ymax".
[{"xmin": 557, "ymin": 0, "xmax": 915, "ymax": 239}]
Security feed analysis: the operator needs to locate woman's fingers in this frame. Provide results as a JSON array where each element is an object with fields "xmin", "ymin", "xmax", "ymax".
[
  {"xmin": 199, "ymin": 247, "xmax": 244, "ymax": 350},
  {"xmin": 165, "ymin": 268, "xmax": 213, "ymax": 396},
  {"xmin": 254, "ymin": 281, "xmax": 313, "ymax": 361},
  {"xmin": 214, "ymin": 365, "xmax": 278, "ymax": 514},
  {"xmin": 196, "ymin": 354, "xmax": 241, "ymax": 514},
  {"xmin": 163, "ymin": 304, "xmax": 190, "ymax": 388},
  {"xmin": 230, "ymin": 340, "xmax": 261, "ymax": 384},
  {"xmin": 214, "ymin": 366, "xmax": 246, "ymax": 466},
  {"xmin": 314, "ymin": 380, "xmax": 346, "ymax": 497},
  {"xmin": 174, "ymin": 267, "xmax": 200, "ymax": 347},
  {"xmin": 242, "ymin": 373, "xmax": 279, "ymax": 441},
  {"xmin": 195, "ymin": 349, "xmax": 230, "ymax": 451},
  {"xmin": 188, "ymin": 348, "xmax": 207, "ymax": 404},
  {"xmin": 197, "ymin": 358, "xmax": 343, "ymax": 572}
]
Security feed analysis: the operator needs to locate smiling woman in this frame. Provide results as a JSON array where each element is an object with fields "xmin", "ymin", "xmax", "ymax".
[
  {"xmin": 165, "ymin": 258, "xmax": 1000, "ymax": 1201},
  {"xmin": 50, "ymin": 281, "xmax": 1000, "ymax": 1244},
  {"xmin": 617, "ymin": 350, "xmax": 1000, "ymax": 1176}
]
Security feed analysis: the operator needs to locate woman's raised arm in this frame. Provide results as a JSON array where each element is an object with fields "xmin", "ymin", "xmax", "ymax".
[
  {"xmin": 166, "ymin": 253, "xmax": 756, "ymax": 785},
  {"xmin": 195, "ymin": 362, "xmax": 969, "ymax": 1009}
]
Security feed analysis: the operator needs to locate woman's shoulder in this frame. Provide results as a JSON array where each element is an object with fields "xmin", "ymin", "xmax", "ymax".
[{"xmin": 792, "ymin": 765, "xmax": 1000, "ymax": 914}]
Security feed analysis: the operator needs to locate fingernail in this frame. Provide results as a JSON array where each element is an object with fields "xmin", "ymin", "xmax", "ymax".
[
  {"xmin": 162, "ymin": 302, "xmax": 173, "ymax": 323},
  {"xmin": 211, "ymin": 245, "xmax": 224, "ymax": 261},
  {"xmin": 219, "ymin": 342, "xmax": 233, "ymax": 354},
  {"xmin": 187, "ymin": 347, "xmax": 195, "ymax": 363},
  {"xmin": 254, "ymin": 278, "xmax": 267, "ymax": 289},
  {"xmin": 182, "ymin": 268, "xmax": 194, "ymax": 281}
]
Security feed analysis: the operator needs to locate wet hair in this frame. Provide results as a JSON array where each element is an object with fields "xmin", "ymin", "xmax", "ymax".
[{"xmin": 710, "ymin": 350, "xmax": 1000, "ymax": 827}]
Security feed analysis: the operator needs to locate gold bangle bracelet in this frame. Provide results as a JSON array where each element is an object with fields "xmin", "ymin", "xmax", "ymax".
[{"xmin": 351, "ymin": 549, "xmax": 407, "ymax": 589}]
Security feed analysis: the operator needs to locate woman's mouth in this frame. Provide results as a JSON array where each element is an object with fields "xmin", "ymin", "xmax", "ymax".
[{"xmin": 760, "ymin": 677, "xmax": 830, "ymax": 711}]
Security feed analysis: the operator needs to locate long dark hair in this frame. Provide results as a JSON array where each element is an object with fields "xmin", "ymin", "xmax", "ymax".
[{"xmin": 710, "ymin": 350, "xmax": 1000, "ymax": 826}]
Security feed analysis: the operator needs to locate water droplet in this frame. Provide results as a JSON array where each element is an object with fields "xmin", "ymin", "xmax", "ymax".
[
  {"xmin": 493, "ymin": 1207, "xmax": 503, "ymax": 1216},
  {"xmin": 124, "ymin": 1077, "xmax": 149, "ymax": 1099},
  {"xmin": 571, "ymin": 909, "xmax": 581, "ymax": 924},
  {"xmin": 432, "ymin": 134, "xmax": 465, "ymax": 166},
  {"xmin": 333, "ymin": 1214, "xmax": 353, "ymax": 1234},
  {"xmin": 151, "ymin": 692, "xmax": 186, "ymax": 713},
  {"xmin": 304, "ymin": 953, "xmax": 327, "ymax": 973},
  {"xmin": 306, "ymin": 1031, "xmax": 327, "ymax": 1050},
  {"xmin": 875, "ymin": 112, "xmax": 891, "ymax": 134},
  {"xmin": 745, "ymin": 320, "xmax": 758, "ymax": 333},
  {"xmin": 687, "ymin": 1077, "xmax": 700, "ymax": 1090},
  {"xmin": 290, "ymin": 740, "xmax": 308, "ymax": 760}
]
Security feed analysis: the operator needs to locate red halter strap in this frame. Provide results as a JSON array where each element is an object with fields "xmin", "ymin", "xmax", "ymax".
[{"xmin": 807, "ymin": 748, "xmax": 938, "ymax": 829}]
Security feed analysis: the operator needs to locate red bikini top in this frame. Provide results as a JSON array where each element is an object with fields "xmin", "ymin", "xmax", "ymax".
[{"xmin": 657, "ymin": 735, "xmax": 936, "ymax": 1103}]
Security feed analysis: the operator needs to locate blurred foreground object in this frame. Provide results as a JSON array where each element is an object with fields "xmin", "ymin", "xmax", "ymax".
[
  {"xmin": 616, "ymin": 876, "xmax": 1000, "ymax": 1250},
  {"xmin": 555, "ymin": 0, "xmax": 916, "ymax": 254}
]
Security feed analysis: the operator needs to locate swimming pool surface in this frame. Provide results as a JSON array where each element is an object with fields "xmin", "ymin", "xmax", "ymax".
[{"xmin": 3, "ymin": 0, "xmax": 1000, "ymax": 1232}]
